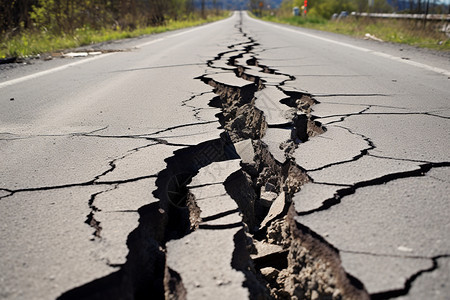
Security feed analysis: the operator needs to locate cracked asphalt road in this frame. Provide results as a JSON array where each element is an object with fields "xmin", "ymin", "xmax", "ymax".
[{"xmin": 1, "ymin": 11, "xmax": 449, "ymax": 300}]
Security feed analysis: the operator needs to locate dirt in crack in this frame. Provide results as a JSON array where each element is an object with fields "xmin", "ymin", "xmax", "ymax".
[{"xmin": 184, "ymin": 15, "xmax": 368, "ymax": 300}]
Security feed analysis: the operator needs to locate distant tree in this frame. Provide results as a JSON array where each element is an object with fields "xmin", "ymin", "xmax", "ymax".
[
  {"xmin": 353, "ymin": 0, "xmax": 368, "ymax": 12},
  {"xmin": 0, "ymin": 0, "xmax": 215, "ymax": 37},
  {"xmin": 0, "ymin": 0, "xmax": 38, "ymax": 34},
  {"xmin": 307, "ymin": 0, "xmax": 355, "ymax": 19}
]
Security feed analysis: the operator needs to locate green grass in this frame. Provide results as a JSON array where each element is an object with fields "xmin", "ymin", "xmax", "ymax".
[
  {"xmin": 0, "ymin": 13, "xmax": 229, "ymax": 59},
  {"xmin": 258, "ymin": 14, "xmax": 450, "ymax": 51}
]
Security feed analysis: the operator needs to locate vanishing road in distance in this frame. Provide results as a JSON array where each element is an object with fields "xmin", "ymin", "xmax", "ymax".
[{"xmin": 1, "ymin": 11, "xmax": 449, "ymax": 300}]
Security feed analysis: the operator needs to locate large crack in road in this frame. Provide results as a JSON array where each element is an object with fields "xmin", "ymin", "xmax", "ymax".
[
  {"xmin": 57, "ymin": 13, "xmax": 357, "ymax": 299},
  {"xmin": 163, "ymin": 15, "xmax": 369, "ymax": 300},
  {"xmin": 51, "ymin": 12, "xmax": 449, "ymax": 300}
]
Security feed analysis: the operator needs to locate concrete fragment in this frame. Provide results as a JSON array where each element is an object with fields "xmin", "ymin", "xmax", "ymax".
[
  {"xmin": 292, "ymin": 126, "xmax": 369, "ymax": 171},
  {"xmin": 260, "ymin": 188, "xmax": 278, "ymax": 208},
  {"xmin": 252, "ymin": 241, "xmax": 284, "ymax": 260},
  {"xmin": 233, "ymin": 139, "xmax": 255, "ymax": 165},
  {"xmin": 261, "ymin": 128, "xmax": 292, "ymax": 164},
  {"xmin": 254, "ymin": 86, "xmax": 292, "ymax": 126},
  {"xmin": 261, "ymin": 267, "xmax": 279, "ymax": 282},
  {"xmin": 204, "ymin": 72, "xmax": 254, "ymax": 88},
  {"xmin": 260, "ymin": 192, "xmax": 286, "ymax": 228},
  {"xmin": 166, "ymin": 228, "xmax": 249, "ymax": 300},
  {"xmin": 166, "ymin": 160, "xmax": 250, "ymax": 299},
  {"xmin": 189, "ymin": 159, "xmax": 241, "ymax": 186},
  {"xmin": 293, "ymin": 183, "xmax": 341, "ymax": 214}
]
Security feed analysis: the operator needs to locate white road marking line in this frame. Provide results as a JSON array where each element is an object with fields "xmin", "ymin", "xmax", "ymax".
[
  {"xmin": 0, "ymin": 53, "xmax": 114, "ymax": 89},
  {"xmin": 249, "ymin": 17, "xmax": 450, "ymax": 77},
  {"xmin": 0, "ymin": 15, "xmax": 235, "ymax": 89},
  {"xmin": 123, "ymin": 14, "xmax": 235, "ymax": 48},
  {"xmin": 135, "ymin": 37, "xmax": 166, "ymax": 48}
]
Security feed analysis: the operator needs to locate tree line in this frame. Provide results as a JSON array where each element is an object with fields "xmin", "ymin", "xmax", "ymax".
[{"xmin": 0, "ymin": 0, "xmax": 221, "ymax": 36}]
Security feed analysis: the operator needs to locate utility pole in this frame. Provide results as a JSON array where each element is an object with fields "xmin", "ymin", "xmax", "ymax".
[
  {"xmin": 424, "ymin": 0, "xmax": 430, "ymax": 28},
  {"xmin": 201, "ymin": 0, "xmax": 205, "ymax": 18}
]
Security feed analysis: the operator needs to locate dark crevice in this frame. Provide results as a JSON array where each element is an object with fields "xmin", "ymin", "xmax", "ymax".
[
  {"xmin": 85, "ymin": 211, "xmax": 102, "ymax": 238},
  {"xmin": 1, "ymin": 141, "xmax": 160, "ymax": 201},
  {"xmin": 322, "ymin": 110, "xmax": 450, "ymax": 124},
  {"xmin": 114, "ymin": 63, "xmax": 204, "ymax": 73},
  {"xmin": 186, "ymin": 182, "xmax": 223, "ymax": 189},
  {"xmin": 84, "ymin": 185, "xmax": 119, "ymax": 239},
  {"xmin": 314, "ymin": 93, "xmax": 390, "ymax": 97},
  {"xmin": 57, "ymin": 271, "xmax": 126, "ymax": 300},
  {"xmin": 321, "ymin": 106, "xmax": 371, "ymax": 125},
  {"xmin": 181, "ymin": 90, "xmax": 215, "ymax": 121},
  {"xmin": 94, "ymin": 143, "xmax": 156, "ymax": 182},
  {"xmin": 305, "ymin": 125, "xmax": 375, "ymax": 172},
  {"xmin": 77, "ymin": 121, "xmax": 217, "ymax": 139},
  {"xmin": 340, "ymin": 249, "xmax": 448, "ymax": 260},
  {"xmin": 0, "ymin": 127, "xmax": 111, "ymax": 141},
  {"xmin": 145, "ymin": 120, "xmax": 217, "ymax": 136},
  {"xmin": 253, "ymin": 250, "xmax": 289, "ymax": 271},
  {"xmin": 308, "ymin": 180, "xmax": 352, "ymax": 187},
  {"xmin": 298, "ymin": 162, "xmax": 449, "ymax": 216},
  {"xmin": 370, "ymin": 255, "xmax": 450, "ymax": 300},
  {"xmin": 200, "ymin": 208, "xmax": 240, "ymax": 223},
  {"xmin": 369, "ymin": 153, "xmax": 450, "ymax": 165},
  {"xmin": 316, "ymin": 101, "xmax": 415, "ymax": 111},
  {"xmin": 293, "ymin": 74, "xmax": 371, "ymax": 77},
  {"xmin": 86, "ymin": 190, "xmax": 106, "ymax": 238},
  {"xmin": 231, "ymin": 228, "xmax": 271, "ymax": 300},
  {"xmin": 164, "ymin": 268, "xmax": 187, "ymax": 299},
  {"xmin": 96, "ymin": 174, "xmax": 158, "ymax": 185},
  {"xmin": 0, "ymin": 174, "xmax": 158, "ymax": 201},
  {"xmin": 198, "ymin": 222, "xmax": 243, "ymax": 230},
  {"xmin": 80, "ymin": 134, "xmax": 195, "ymax": 147}
]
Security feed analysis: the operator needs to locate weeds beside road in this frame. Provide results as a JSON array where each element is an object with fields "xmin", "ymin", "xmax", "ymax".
[
  {"xmin": 259, "ymin": 14, "xmax": 449, "ymax": 51},
  {"xmin": 0, "ymin": 13, "xmax": 229, "ymax": 59}
]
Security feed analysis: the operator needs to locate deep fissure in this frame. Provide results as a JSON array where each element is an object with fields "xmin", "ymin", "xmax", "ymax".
[
  {"xmin": 54, "ymin": 13, "xmax": 440, "ymax": 300},
  {"xmin": 162, "ymin": 16, "xmax": 370, "ymax": 300}
]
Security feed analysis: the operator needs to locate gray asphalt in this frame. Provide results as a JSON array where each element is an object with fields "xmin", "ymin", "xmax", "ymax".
[{"xmin": 1, "ymin": 11, "xmax": 449, "ymax": 299}]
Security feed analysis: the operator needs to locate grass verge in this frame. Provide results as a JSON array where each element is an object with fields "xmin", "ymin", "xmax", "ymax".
[
  {"xmin": 258, "ymin": 14, "xmax": 450, "ymax": 51},
  {"xmin": 0, "ymin": 13, "xmax": 229, "ymax": 59}
]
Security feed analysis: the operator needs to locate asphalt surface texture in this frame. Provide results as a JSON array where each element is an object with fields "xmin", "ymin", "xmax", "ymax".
[{"xmin": 1, "ymin": 11, "xmax": 449, "ymax": 300}]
